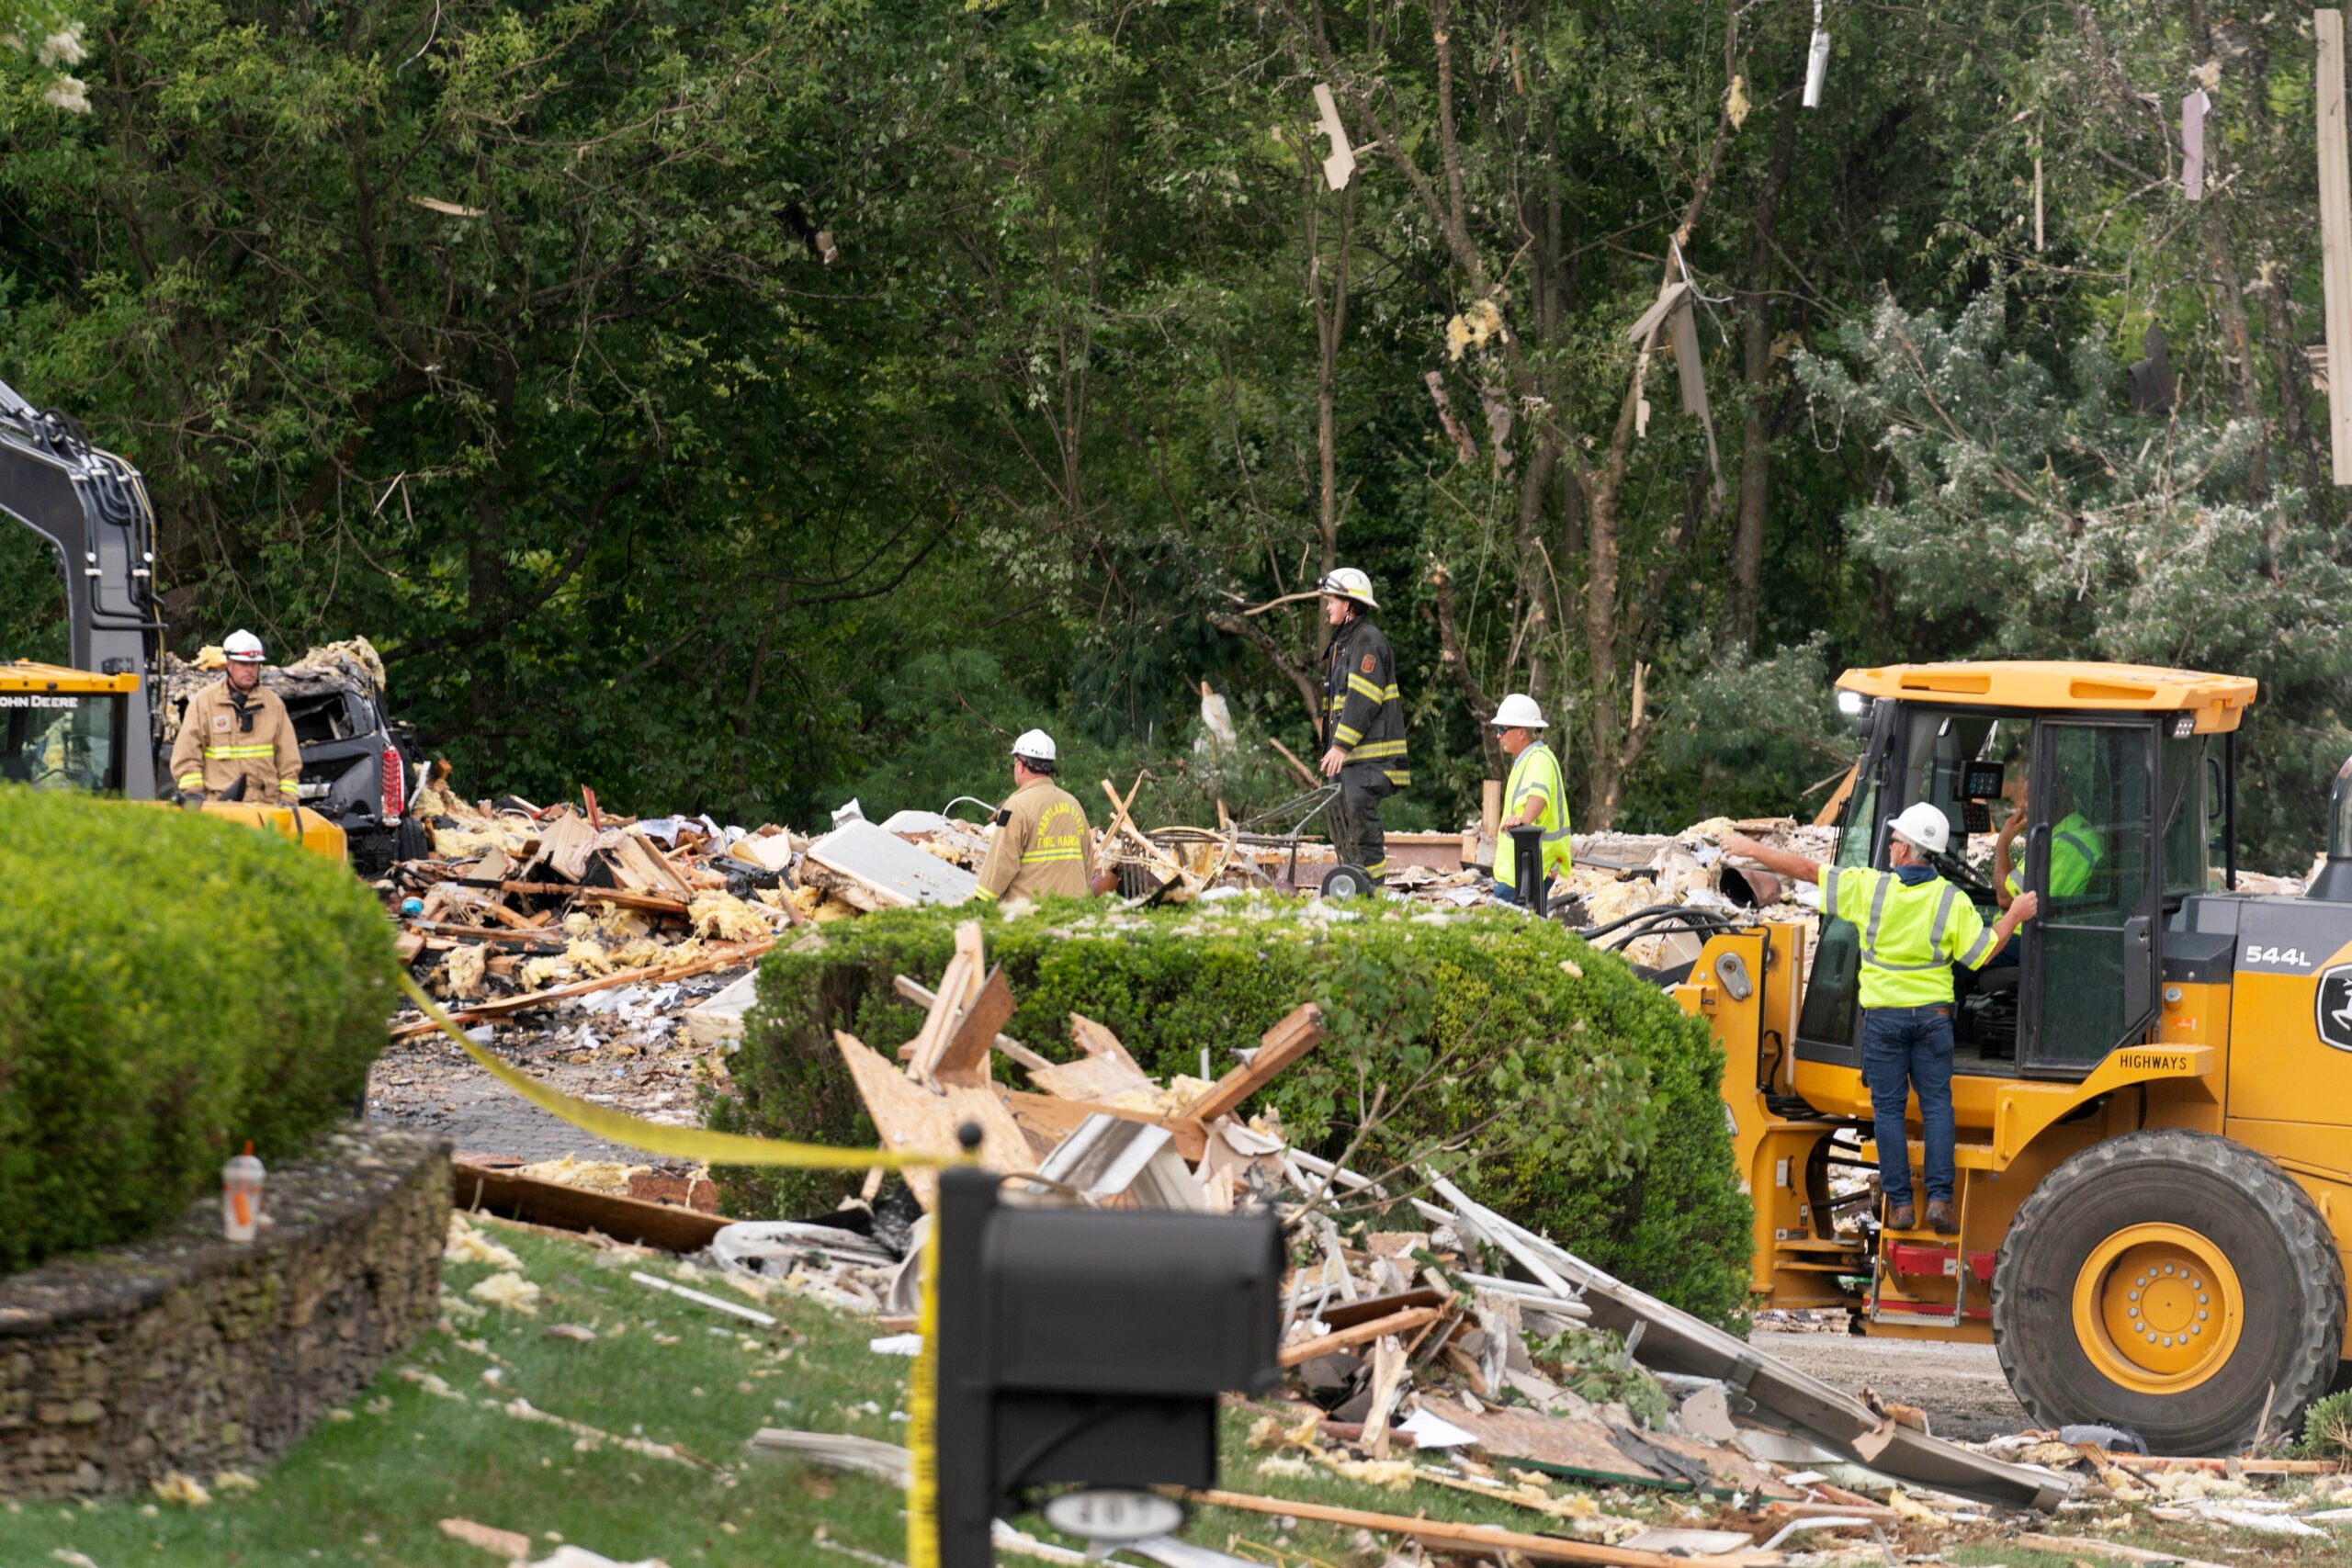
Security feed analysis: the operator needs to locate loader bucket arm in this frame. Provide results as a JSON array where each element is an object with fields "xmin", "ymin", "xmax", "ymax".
[{"xmin": 0, "ymin": 375, "xmax": 164, "ymax": 796}]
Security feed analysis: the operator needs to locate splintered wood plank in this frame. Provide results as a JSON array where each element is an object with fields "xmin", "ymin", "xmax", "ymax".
[
  {"xmin": 1000, "ymin": 1090, "xmax": 1208, "ymax": 1163},
  {"xmin": 1068, "ymin": 1013, "xmax": 1146, "ymax": 1071},
  {"xmin": 905, "ymin": 953, "xmax": 976, "ymax": 1082},
  {"xmin": 893, "ymin": 975, "xmax": 1049, "ymax": 1070},
  {"xmin": 1182, "ymin": 1491, "xmax": 1781, "ymax": 1568},
  {"xmin": 1277, "ymin": 1306, "xmax": 1442, "ymax": 1368},
  {"xmin": 953, "ymin": 920, "xmax": 985, "ymax": 1002},
  {"xmin": 1024, "ymin": 1054, "xmax": 1154, "ymax": 1102},
  {"xmin": 452, "ymin": 1162, "xmax": 728, "ymax": 1254},
  {"xmin": 832, "ymin": 1031, "xmax": 1029, "ymax": 1208},
  {"xmin": 1184, "ymin": 1003, "xmax": 1326, "ymax": 1122},
  {"xmin": 933, "ymin": 965, "xmax": 1015, "ymax": 1088}
]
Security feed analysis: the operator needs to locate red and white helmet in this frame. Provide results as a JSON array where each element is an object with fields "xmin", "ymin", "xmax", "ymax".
[{"xmin": 222, "ymin": 629, "xmax": 266, "ymax": 663}]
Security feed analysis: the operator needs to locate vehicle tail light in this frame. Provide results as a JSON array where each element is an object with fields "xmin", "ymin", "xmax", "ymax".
[{"xmin": 380, "ymin": 745, "xmax": 406, "ymax": 820}]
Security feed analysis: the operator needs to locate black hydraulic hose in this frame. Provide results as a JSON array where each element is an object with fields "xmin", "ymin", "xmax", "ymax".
[{"xmin": 1572, "ymin": 901, "xmax": 1737, "ymax": 945}]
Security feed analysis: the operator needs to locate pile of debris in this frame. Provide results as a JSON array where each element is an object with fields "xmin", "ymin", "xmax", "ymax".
[{"xmin": 679, "ymin": 920, "xmax": 2092, "ymax": 1563}]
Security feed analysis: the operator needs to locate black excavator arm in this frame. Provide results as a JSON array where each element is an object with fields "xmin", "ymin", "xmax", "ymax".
[{"xmin": 0, "ymin": 375, "xmax": 164, "ymax": 795}]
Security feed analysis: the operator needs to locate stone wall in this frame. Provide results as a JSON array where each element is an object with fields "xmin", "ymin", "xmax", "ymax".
[{"xmin": 0, "ymin": 1123, "xmax": 448, "ymax": 1499}]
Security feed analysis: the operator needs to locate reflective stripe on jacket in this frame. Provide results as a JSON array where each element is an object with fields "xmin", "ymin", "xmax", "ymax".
[
  {"xmin": 974, "ymin": 778, "xmax": 1100, "ymax": 901},
  {"xmin": 167, "ymin": 679, "xmax": 302, "ymax": 800},
  {"xmin": 1320, "ymin": 615, "xmax": 1409, "ymax": 787},
  {"xmin": 2006, "ymin": 810, "xmax": 2104, "ymax": 899},
  {"xmin": 1822, "ymin": 865, "xmax": 1996, "ymax": 1009},
  {"xmin": 1494, "ymin": 740, "xmax": 1573, "ymax": 890}
]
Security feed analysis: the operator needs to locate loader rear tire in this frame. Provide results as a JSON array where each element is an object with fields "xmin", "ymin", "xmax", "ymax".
[{"xmin": 1992, "ymin": 1130, "xmax": 2343, "ymax": 1455}]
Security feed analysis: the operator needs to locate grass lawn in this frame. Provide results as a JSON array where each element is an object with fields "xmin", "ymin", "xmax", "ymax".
[{"xmin": 9, "ymin": 1215, "xmax": 2351, "ymax": 1567}]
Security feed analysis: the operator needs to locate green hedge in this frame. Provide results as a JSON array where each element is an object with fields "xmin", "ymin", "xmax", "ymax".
[
  {"xmin": 712, "ymin": 900, "xmax": 1755, "ymax": 1325},
  {"xmin": 0, "ymin": 786, "xmax": 398, "ymax": 1271}
]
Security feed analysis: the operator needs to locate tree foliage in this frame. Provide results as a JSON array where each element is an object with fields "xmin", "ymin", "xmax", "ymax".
[{"xmin": 0, "ymin": 0, "xmax": 2345, "ymax": 866}]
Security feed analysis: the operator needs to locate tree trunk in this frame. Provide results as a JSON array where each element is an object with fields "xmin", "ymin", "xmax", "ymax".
[{"xmin": 1728, "ymin": 93, "xmax": 1801, "ymax": 648}]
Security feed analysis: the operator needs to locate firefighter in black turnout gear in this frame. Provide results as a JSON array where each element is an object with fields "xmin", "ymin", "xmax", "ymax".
[{"xmin": 1316, "ymin": 568, "xmax": 1409, "ymax": 883}]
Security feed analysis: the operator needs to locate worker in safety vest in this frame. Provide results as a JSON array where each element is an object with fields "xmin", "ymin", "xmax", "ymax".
[
  {"xmin": 973, "ymin": 729, "xmax": 1116, "ymax": 903},
  {"xmin": 1317, "ymin": 568, "xmax": 1408, "ymax": 884},
  {"xmin": 168, "ymin": 629, "xmax": 301, "ymax": 807},
  {"xmin": 1993, "ymin": 782, "xmax": 2104, "ymax": 909},
  {"xmin": 1721, "ymin": 804, "xmax": 2040, "ymax": 1236},
  {"xmin": 1490, "ymin": 693, "xmax": 1572, "ymax": 906}
]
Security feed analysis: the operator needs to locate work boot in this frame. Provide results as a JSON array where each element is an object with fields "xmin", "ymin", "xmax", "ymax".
[
  {"xmin": 1885, "ymin": 1202, "xmax": 1916, "ymax": 1232},
  {"xmin": 1927, "ymin": 1200, "xmax": 1960, "ymax": 1235}
]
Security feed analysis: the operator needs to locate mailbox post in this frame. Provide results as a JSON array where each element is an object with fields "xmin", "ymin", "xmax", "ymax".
[{"xmin": 931, "ymin": 1163, "xmax": 1283, "ymax": 1568}]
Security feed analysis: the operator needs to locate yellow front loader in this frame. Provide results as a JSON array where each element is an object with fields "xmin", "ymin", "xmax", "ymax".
[{"xmin": 1682, "ymin": 660, "xmax": 2352, "ymax": 1454}]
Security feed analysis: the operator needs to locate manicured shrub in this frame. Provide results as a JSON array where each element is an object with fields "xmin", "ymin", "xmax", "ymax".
[
  {"xmin": 712, "ymin": 899, "xmax": 1755, "ymax": 1325},
  {"xmin": 0, "ymin": 786, "xmax": 397, "ymax": 1271}
]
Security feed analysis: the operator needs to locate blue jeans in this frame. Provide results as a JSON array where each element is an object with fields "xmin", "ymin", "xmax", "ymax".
[
  {"xmin": 1861, "ymin": 1004, "xmax": 1956, "ymax": 1208},
  {"xmin": 1493, "ymin": 874, "xmax": 1556, "ymax": 907}
]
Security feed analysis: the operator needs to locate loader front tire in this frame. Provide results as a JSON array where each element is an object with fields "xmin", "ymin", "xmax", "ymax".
[{"xmin": 1992, "ymin": 1130, "xmax": 2343, "ymax": 1455}]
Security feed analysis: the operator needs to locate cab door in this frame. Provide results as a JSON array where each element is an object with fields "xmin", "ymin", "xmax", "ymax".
[{"xmin": 2018, "ymin": 718, "xmax": 2160, "ymax": 1075}]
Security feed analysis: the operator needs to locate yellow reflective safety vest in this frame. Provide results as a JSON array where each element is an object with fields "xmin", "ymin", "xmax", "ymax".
[
  {"xmin": 167, "ymin": 679, "xmax": 301, "ymax": 802},
  {"xmin": 1494, "ymin": 740, "xmax": 1573, "ymax": 891},
  {"xmin": 1821, "ymin": 865, "xmax": 1997, "ymax": 1009},
  {"xmin": 2005, "ymin": 810, "xmax": 2104, "ymax": 899}
]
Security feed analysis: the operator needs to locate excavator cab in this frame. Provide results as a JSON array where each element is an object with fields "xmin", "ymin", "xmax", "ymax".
[
  {"xmin": 1680, "ymin": 662, "xmax": 2352, "ymax": 1455},
  {"xmin": 0, "ymin": 661, "xmax": 134, "ymax": 793}
]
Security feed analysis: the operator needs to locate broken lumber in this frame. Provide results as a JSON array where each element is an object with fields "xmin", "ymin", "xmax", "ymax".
[
  {"xmin": 999, "ymin": 1089, "xmax": 1208, "ymax": 1163},
  {"xmin": 452, "ymin": 1161, "xmax": 728, "ymax": 1254},
  {"xmin": 1184, "ymin": 1003, "xmax": 1325, "ymax": 1121},
  {"xmin": 1024, "ymin": 1014, "xmax": 1153, "ymax": 1100},
  {"xmin": 1185, "ymin": 1489, "xmax": 1782, "ymax": 1568},
  {"xmin": 2107, "ymin": 1455, "xmax": 2339, "ymax": 1475},
  {"xmin": 2013, "ymin": 1535, "xmax": 2232, "ymax": 1568},
  {"xmin": 439, "ymin": 1518, "xmax": 533, "ymax": 1559},
  {"xmin": 933, "ymin": 964, "xmax": 1015, "ymax": 1088},
  {"xmin": 1277, "ymin": 1305, "xmax": 1442, "ymax": 1368},
  {"xmin": 893, "ymin": 974, "xmax": 1048, "ymax": 1070},
  {"xmin": 834, "ymin": 1030, "xmax": 1034, "ymax": 1207},
  {"xmin": 389, "ymin": 937, "xmax": 775, "ymax": 1037},
  {"xmin": 628, "ymin": 1269, "xmax": 777, "ymax": 1327}
]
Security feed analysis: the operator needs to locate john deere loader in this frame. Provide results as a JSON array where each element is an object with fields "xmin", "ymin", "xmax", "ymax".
[{"xmin": 1675, "ymin": 660, "xmax": 2352, "ymax": 1454}]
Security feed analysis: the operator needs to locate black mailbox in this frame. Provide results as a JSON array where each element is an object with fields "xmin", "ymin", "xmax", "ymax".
[{"xmin": 933, "ymin": 1163, "xmax": 1282, "ymax": 1568}]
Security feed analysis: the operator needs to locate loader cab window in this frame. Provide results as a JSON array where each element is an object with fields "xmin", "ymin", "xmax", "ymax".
[
  {"xmin": 2159, "ymin": 734, "xmax": 2210, "ymax": 901},
  {"xmin": 1799, "ymin": 705, "xmax": 2018, "ymax": 1065},
  {"xmin": 2020, "ymin": 719, "xmax": 2158, "ymax": 1075},
  {"xmin": 0, "ymin": 692, "xmax": 124, "ymax": 795}
]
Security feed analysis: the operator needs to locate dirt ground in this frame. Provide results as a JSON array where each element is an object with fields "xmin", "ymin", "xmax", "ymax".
[
  {"xmin": 1753, "ymin": 1326, "xmax": 2030, "ymax": 1441},
  {"xmin": 366, "ymin": 965, "xmax": 748, "ymax": 1165}
]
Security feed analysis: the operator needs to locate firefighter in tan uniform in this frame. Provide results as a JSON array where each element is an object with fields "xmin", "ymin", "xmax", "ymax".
[
  {"xmin": 973, "ymin": 730, "xmax": 1115, "ymax": 902},
  {"xmin": 169, "ymin": 628, "xmax": 302, "ymax": 807}
]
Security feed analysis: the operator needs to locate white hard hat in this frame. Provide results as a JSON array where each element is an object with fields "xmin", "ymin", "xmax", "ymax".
[
  {"xmin": 222, "ymin": 629, "xmax": 266, "ymax": 663},
  {"xmin": 1317, "ymin": 567, "xmax": 1379, "ymax": 611},
  {"xmin": 1491, "ymin": 693, "xmax": 1548, "ymax": 730},
  {"xmin": 1888, "ymin": 801, "xmax": 1951, "ymax": 856},
  {"xmin": 1011, "ymin": 728, "xmax": 1057, "ymax": 764}
]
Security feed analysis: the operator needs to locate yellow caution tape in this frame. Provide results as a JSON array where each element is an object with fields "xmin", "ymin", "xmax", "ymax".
[
  {"xmin": 395, "ymin": 966, "xmax": 955, "ymax": 1565},
  {"xmin": 396, "ymin": 970, "xmax": 956, "ymax": 1170},
  {"xmin": 907, "ymin": 1205, "xmax": 944, "ymax": 1568}
]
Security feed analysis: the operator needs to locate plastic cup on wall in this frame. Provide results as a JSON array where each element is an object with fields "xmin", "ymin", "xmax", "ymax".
[{"xmin": 222, "ymin": 1141, "xmax": 265, "ymax": 1243}]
